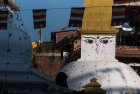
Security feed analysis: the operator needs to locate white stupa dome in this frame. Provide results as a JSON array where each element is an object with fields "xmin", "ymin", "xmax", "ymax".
[
  {"xmin": 61, "ymin": 61, "xmax": 140, "ymax": 94},
  {"xmin": 0, "ymin": 26, "xmax": 73, "ymax": 94},
  {"xmin": 0, "ymin": 26, "xmax": 50, "ymax": 85},
  {"xmin": 60, "ymin": 34, "xmax": 140, "ymax": 94},
  {"xmin": 0, "ymin": 27, "xmax": 32, "ymax": 71}
]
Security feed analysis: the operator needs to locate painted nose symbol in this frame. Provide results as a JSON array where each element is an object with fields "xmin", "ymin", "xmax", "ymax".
[{"xmin": 96, "ymin": 42, "xmax": 100, "ymax": 54}]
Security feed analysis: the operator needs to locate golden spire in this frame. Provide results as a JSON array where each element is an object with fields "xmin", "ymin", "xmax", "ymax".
[
  {"xmin": 84, "ymin": 0, "xmax": 113, "ymax": 7},
  {"xmin": 81, "ymin": 0, "xmax": 117, "ymax": 34}
]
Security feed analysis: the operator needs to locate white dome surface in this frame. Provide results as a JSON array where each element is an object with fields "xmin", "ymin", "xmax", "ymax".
[
  {"xmin": 0, "ymin": 27, "xmax": 74, "ymax": 94},
  {"xmin": 0, "ymin": 27, "xmax": 32, "ymax": 71},
  {"xmin": 0, "ymin": 27, "xmax": 50, "ymax": 83},
  {"xmin": 61, "ymin": 61, "xmax": 140, "ymax": 94},
  {"xmin": 60, "ymin": 34, "xmax": 140, "ymax": 94}
]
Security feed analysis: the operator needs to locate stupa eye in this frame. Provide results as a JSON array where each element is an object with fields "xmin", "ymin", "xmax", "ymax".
[
  {"xmin": 83, "ymin": 37, "xmax": 96, "ymax": 44},
  {"xmin": 100, "ymin": 39, "xmax": 108, "ymax": 44},
  {"xmin": 85, "ymin": 39, "xmax": 94, "ymax": 44},
  {"xmin": 100, "ymin": 37, "xmax": 110, "ymax": 44}
]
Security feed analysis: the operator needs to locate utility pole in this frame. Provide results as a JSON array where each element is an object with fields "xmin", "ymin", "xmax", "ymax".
[{"xmin": 38, "ymin": 28, "xmax": 42, "ymax": 45}]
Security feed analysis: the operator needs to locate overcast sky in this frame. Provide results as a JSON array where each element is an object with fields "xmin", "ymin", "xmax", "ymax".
[{"xmin": 14, "ymin": 0, "xmax": 83, "ymax": 42}]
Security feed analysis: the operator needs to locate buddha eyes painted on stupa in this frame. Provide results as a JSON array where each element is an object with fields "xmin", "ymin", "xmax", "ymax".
[
  {"xmin": 83, "ymin": 36, "xmax": 113, "ymax": 44},
  {"xmin": 85, "ymin": 39, "xmax": 94, "ymax": 44},
  {"xmin": 83, "ymin": 37, "xmax": 96, "ymax": 44},
  {"xmin": 100, "ymin": 37, "xmax": 113, "ymax": 44}
]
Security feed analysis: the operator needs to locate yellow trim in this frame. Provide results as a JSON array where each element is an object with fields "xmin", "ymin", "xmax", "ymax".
[{"xmin": 80, "ymin": 27, "xmax": 118, "ymax": 34}]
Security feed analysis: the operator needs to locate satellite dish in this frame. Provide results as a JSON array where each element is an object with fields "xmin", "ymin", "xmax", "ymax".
[{"xmin": 122, "ymin": 22, "xmax": 133, "ymax": 32}]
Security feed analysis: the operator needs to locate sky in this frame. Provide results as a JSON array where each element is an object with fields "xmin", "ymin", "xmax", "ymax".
[{"xmin": 14, "ymin": 0, "xmax": 84, "ymax": 42}]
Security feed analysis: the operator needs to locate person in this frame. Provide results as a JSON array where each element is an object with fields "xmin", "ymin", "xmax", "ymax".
[{"xmin": 55, "ymin": 72, "xmax": 68, "ymax": 88}]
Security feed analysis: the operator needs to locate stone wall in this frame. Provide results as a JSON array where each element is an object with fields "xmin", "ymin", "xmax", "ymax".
[{"xmin": 32, "ymin": 53, "xmax": 62, "ymax": 77}]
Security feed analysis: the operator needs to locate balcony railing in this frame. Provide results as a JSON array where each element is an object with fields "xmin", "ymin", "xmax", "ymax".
[{"xmin": 116, "ymin": 46, "xmax": 140, "ymax": 58}]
